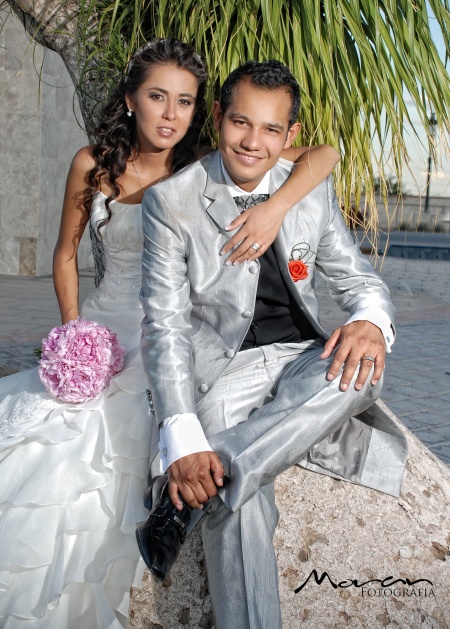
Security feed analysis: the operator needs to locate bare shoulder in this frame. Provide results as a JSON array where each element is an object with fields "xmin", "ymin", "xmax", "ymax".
[
  {"xmin": 63, "ymin": 145, "xmax": 98, "ymax": 192},
  {"xmin": 70, "ymin": 145, "xmax": 96, "ymax": 174}
]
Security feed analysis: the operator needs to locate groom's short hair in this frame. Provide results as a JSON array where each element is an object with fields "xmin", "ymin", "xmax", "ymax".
[{"xmin": 219, "ymin": 60, "xmax": 300, "ymax": 127}]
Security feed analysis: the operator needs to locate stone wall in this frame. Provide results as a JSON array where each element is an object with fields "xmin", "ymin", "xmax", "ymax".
[{"xmin": 0, "ymin": 8, "xmax": 91, "ymax": 276}]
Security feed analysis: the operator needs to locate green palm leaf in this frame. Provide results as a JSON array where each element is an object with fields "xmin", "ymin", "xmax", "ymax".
[{"xmin": 5, "ymin": 0, "xmax": 450, "ymax": 238}]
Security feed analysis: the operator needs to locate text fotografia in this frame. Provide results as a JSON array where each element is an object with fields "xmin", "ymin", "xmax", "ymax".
[
  {"xmin": 295, "ymin": 570, "xmax": 434, "ymax": 598},
  {"xmin": 361, "ymin": 586, "xmax": 435, "ymax": 598}
]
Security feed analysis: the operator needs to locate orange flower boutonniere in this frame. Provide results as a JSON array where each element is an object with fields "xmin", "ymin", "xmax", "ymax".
[
  {"xmin": 288, "ymin": 259, "xmax": 308, "ymax": 281},
  {"xmin": 288, "ymin": 242, "xmax": 316, "ymax": 282}
]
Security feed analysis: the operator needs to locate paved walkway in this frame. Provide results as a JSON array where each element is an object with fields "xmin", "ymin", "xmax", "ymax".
[{"xmin": 1, "ymin": 257, "xmax": 449, "ymax": 467}]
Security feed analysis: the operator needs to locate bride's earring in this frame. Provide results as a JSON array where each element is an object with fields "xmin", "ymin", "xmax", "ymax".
[{"xmin": 127, "ymin": 109, "xmax": 133, "ymax": 117}]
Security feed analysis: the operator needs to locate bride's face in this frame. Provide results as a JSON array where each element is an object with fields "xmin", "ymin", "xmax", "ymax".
[{"xmin": 126, "ymin": 63, "xmax": 199, "ymax": 152}]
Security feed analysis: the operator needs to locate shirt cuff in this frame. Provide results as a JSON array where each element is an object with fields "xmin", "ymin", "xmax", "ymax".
[
  {"xmin": 345, "ymin": 307, "xmax": 395, "ymax": 353},
  {"xmin": 158, "ymin": 413, "xmax": 213, "ymax": 472}
]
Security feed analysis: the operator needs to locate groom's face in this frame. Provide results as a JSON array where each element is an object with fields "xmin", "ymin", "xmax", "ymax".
[{"xmin": 213, "ymin": 79, "xmax": 300, "ymax": 192}]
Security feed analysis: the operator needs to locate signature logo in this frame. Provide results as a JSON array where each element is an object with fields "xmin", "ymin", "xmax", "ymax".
[{"xmin": 295, "ymin": 570, "xmax": 434, "ymax": 597}]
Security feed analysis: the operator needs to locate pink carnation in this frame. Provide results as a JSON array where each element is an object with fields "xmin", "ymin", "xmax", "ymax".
[{"xmin": 38, "ymin": 317, "xmax": 125, "ymax": 403}]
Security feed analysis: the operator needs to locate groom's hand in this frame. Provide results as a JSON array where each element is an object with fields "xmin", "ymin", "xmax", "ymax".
[
  {"xmin": 321, "ymin": 320, "xmax": 385, "ymax": 392},
  {"xmin": 168, "ymin": 451, "xmax": 224, "ymax": 510}
]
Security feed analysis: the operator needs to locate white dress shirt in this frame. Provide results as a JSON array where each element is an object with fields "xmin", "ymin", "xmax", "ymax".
[{"xmin": 158, "ymin": 158, "xmax": 395, "ymax": 472}]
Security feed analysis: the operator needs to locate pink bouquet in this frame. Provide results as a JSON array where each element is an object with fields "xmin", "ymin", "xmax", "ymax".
[{"xmin": 38, "ymin": 317, "xmax": 125, "ymax": 403}]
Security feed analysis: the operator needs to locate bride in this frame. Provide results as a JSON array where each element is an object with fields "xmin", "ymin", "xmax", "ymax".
[{"xmin": 0, "ymin": 38, "xmax": 339, "ymax": 628}]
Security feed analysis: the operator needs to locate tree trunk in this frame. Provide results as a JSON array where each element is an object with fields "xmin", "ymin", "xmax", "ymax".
[{"xmin": 129, "ymin": 402, "xmax": 450, "ymax": 628}]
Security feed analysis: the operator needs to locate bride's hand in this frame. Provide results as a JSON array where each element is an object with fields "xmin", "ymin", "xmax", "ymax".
[{"xmin": 221, "ymin": 197, "xmax": 288, "ymax": 265}]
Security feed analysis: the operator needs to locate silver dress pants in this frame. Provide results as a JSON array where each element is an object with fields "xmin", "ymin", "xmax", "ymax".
[{"xmin": 196, "ymin": 339, "xmax": 382, "ymax": 629}]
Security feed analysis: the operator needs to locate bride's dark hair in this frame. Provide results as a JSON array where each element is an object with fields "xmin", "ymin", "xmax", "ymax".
[{"xmin": 84, "ymin": 37, "xmax": 208, "ymax": 224}]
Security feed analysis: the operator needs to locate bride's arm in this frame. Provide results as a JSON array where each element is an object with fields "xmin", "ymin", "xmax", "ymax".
[
  {"xmin": 222, "ymin": 144, "xmax": 340, "ymax": 264},
  {"xmin": 53, "ymin": 147, "xmax": 93, "ymax": 324}
]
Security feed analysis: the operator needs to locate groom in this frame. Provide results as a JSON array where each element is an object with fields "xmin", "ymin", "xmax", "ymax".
[{"xmin": 138, "ymin": 60, "xmax": 407, "ymax": 628}]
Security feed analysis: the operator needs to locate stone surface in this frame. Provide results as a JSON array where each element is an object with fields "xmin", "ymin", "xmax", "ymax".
[
  {"xmin": 17, "ymin": 236, "xmax": 37, "ymax": 275},
  {"xmin": 0, "ymin": 238, "xmax": 19, "ymax": 275},
  {"xmin": 36, "ymin": 48, "xmax": 92, "ymax": 276},
  {"xmin": 0, "ymin": 7, "xmax": 91, "ymax": 277},
  {"xmin": 129, "ymin": 404, "xmax": 450, "ymax": 628}
]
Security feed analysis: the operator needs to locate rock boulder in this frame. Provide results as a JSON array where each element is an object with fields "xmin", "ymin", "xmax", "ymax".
[{"xmin": 129, "ymin": 402, "xmax": 450, "ymax": 628}]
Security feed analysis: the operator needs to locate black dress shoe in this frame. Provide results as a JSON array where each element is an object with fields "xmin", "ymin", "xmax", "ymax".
[{"xmin": 135, "ymin": 475, "xmax": 192, "ymax": 580}]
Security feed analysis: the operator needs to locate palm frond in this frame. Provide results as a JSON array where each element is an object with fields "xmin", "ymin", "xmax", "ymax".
[{"xmin": 7, "ymin": 0, "xmax": 450, "ymax": 239}]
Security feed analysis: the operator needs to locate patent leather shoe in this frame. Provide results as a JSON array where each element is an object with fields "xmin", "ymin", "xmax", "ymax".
[{"xmin": 135, "ymin": 475, "xmax": 192, "ymax": 580}]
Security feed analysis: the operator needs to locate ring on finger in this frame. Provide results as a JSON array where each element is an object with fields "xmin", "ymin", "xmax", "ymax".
[
  {"xmin": 250, "ymin": 242, "xmax": 261, "ymax": 252},
  {"xmin": 362, "ymin": 355, "xmax": 375, "ymax": 363}
]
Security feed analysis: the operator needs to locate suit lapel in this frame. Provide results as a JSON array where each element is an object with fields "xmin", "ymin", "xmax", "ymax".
[{"xmin": 204, "ymin": 152, "xmax": 241, "ymax": 231}]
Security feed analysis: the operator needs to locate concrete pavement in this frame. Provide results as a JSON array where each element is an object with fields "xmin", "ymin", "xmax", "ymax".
[{"xmin": 1, "ymin": 257, "xmax": 449, "ymax": 467}]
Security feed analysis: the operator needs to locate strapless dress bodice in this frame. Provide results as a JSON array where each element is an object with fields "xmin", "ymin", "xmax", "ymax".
[{"xmin": 90, "ymin": 193, "xmax": 144, "ymax": 301}]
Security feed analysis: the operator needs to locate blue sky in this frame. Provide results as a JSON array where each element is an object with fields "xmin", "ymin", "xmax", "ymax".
[{"xmin": 398, "ymin": 4, "xmax": 449, "ymax": 196}]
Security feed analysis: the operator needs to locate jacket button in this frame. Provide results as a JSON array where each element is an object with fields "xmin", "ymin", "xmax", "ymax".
[
  {"xmin": 249, "ymin": 265, "xmax": 258, "ymax": 274},
  {"xmin": 242, "ymin": 310, "xmax": 252, "ymax": 318},
  {"xmin": 225, "ymin": 349, "xmax": 235, "ymax": 358},
  {"xmin": 199, "ymin": 383, "xmax": 209, "ymax": 393},
  {"xmin": 162, "ymin": 447, "xmax": 168, "ymax": 457}
]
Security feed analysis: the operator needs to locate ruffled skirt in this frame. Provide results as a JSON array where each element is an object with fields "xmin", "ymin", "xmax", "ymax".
[{"xmin": 0, "ymin": 293, "xmax": 152, "ymax": 628}]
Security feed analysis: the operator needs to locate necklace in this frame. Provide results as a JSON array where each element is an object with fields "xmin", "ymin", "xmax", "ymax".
[{"xmin": 132, "ymin": 157, "xmax": 169, "ymax": 193}]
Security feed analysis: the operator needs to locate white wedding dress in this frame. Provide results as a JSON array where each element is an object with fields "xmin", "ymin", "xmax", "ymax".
[{"xmin": 0, "ymin": 193, "xmax": 152, "ymax": 628}]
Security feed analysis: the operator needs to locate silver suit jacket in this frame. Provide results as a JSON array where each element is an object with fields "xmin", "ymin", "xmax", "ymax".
[{"xmin": 140, "ymin": 151, "xmax": 407, "ymax": 496}]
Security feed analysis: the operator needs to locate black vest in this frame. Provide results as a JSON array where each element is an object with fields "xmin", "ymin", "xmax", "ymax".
[{"xmin": 240, "ymin": 245, "xmax": 318, "ymax": 350}]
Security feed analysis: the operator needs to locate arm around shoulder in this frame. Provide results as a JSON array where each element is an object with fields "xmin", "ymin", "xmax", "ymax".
[
  {"xmin": 276, "ymin": 144, "xmax": 340, "ymax": 211},
  {"xmin": 222, "ymin": 144, "xmax": 340, "ymax": 264}
]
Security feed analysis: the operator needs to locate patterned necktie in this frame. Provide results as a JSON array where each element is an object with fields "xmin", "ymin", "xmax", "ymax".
[{"xmin": 233, "ymin": 194, "xmax": 269, "ymax": 211}]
